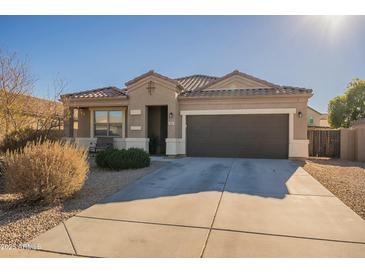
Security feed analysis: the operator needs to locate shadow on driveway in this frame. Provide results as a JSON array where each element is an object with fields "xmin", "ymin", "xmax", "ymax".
[{"xmin": 102, "ymin": 157, "xmax": 299, "ymax": 204}]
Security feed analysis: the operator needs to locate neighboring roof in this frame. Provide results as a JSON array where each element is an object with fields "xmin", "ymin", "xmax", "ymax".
[
  {"xmin": 307, "ymin": 106, "xmax": 323, "ymax": 115},
  {"xmin": 179, "ymin": 86, "xmax": 313, "ymax": 98},
  {"xmin": 125, "ymin": 70, "xmax": 181, "ymax": 87},
  {"xmin": 175, "ymin": 74, "xmax": 219, "ymax": 92},
  {"xmin": 61, "ymin": 86, "xmax": 127, "ymax": 99},
  {"xmin": 13, "ymin": 94, "xmax": 63, "ymax": 117}
]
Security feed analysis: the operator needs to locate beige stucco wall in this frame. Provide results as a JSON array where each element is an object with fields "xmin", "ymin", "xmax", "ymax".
[
  {"xmin": 356, "ymin": 128, "xmax": 365, "ymax": 162},
  {"xmin": 66, "ymin": 93, "xmax": 309, "ymax": 141},
  {"xmin": 179, "ymin": 96, "xmax": 309, "ymax": 140},
  {"xmin": 319, "ymin": 119, "xmax": 329, "ymax": 127},
  {"xmin": 126, "ymin": 75, "xmax": 179, "ymax": 139},
  {"xmin": 340, "ymin": 127, "xmax": 365, "ymax": 162},
  {"xmin": 209, "ymin": 75, "xmax": 270, "ymax": 89},
  {"xmin": 340, "ymin": 129, "xmax": 355, "ymax": 161},
  {"xmin": 307, "ymin": 107, "xmax": 322, "ymax": 127}
]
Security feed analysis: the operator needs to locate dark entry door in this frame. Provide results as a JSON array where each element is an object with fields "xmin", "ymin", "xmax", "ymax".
[{"xmin": 186, "ymin": 114, "xmax": 289, "ymax": 158}]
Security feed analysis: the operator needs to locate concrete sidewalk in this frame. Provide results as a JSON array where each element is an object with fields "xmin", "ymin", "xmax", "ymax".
[{"xmin": 6, "ymin": 158, "xmax": 365, "ymax": 257}]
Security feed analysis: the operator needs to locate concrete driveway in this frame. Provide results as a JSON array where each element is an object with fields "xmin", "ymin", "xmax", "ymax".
[{"xmin": 28, "ymin": 158, "xmax": 365, "ymax": 257}]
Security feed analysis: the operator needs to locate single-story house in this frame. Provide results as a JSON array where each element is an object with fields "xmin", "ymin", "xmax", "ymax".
[
  {"xmin": 307, "ymin": 106, "xmax": 329, "ymax": 128},
  {"xmin": 61, "ymin": 70, "xmax": 313, "ymax": 159}
]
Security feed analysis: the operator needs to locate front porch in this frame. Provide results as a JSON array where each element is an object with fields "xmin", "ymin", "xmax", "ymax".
[
  {"xmin": 64, "ymin": 106, "xmax": 151, "ymax": 151},
  {"xmin": 63, "ymin": 105, "xmax": 182, "ymax": 155}
]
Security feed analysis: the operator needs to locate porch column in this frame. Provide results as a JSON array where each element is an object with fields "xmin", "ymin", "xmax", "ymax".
[
  {"xmin": 289, "ymin": 112, "xmax": 294, "ymax": 142},
  {"xmin": 181, "ymin": 114, "xmax": 186, "ymax": 140},
  {"xmin": 63, "ymin": 107, "xmax": 74, "ymax": 138},
  {"xmin": 77, "ymin": 108, "xmax": 91, "ymax": 137}
]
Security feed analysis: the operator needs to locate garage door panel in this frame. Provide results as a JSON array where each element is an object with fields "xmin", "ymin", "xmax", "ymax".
[{"xmin": 186, "ymin": 114, "xmax": 288, "ymax": 158}]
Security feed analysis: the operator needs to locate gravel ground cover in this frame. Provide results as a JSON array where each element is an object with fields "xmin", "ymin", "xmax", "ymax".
[
  {"xmin": 0, "ymin": 160, "xmax": 166, "ymax": 247},
  {"xmin": 298, "ymin": 158, "xmax": 365, "ymax": 219}
]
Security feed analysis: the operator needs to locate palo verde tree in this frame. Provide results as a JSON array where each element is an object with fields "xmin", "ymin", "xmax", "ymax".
[{"xmin": 328, "ymin": 79, "xmax": 365, "ymax": 128}]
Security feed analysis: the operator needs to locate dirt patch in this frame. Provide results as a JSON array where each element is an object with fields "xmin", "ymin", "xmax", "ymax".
[
  {"xmin": 298, "ymin": 158, "xmax": 365, "ymax": 219},
  {"xmin": 0, "ymin": 160, "xmax": 166, "ymax": 247}
]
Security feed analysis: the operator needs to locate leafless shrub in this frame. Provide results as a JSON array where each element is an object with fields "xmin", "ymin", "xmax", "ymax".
[{"xmin": 2, "ymin": 141, "xmax": 89, "ymax": 204}]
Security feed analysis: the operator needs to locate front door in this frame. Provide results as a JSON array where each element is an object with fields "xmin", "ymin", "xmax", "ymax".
[{"xmin": 147, "ymin": 106, "xmax": 168, "ymax": 155}]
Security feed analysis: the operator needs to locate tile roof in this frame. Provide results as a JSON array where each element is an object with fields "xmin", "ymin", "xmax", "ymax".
[
  {"xmin": 193, "ymin": 70, "xmax": 280, "ymax": 92},
  {"xmin": 179, "ymin": 87, "xmax": 313, "ymax": 98},
  {"xmin": 62, "ymin": 70, "xmax": 312, "ymax": 100},
  {"xmin": 175, "ymin": 74, "xmax": 218, "ymax": 91},
  {"xmin": 61, "ymin": 86, "xmax": 127, "ymax": 99},
  {"xmin": 125, "ymin": 70, "xmax": 181, "ymax": 87}
]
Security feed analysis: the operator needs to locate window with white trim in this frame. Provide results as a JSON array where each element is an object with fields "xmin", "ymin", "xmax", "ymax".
[{"xmin": 94, "ymin": 110, "xmax": 123, "ymax": 137}]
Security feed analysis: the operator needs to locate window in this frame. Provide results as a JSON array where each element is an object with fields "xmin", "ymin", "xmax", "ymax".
[
  {"xmin": 94, "ymin": 110, "xmax": 123, "ymax": 137},
  {"xmin": 308, "ymin": 116, "xmax": 314, "ymax": 125}
]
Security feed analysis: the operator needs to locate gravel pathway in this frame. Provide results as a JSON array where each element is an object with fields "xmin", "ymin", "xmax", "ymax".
[
  {"xmin": 298, "ymin": 158, "xmax": 365, "ymax": 219},
  {"xmin": 0, "ymin": 160, "xmax": 166, "ymax": 247}
]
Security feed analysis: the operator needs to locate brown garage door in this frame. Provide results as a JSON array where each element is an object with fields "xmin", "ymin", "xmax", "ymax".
[{"xmin": 186, "ymin": 114, "xmax": 289, "ymax": 158}]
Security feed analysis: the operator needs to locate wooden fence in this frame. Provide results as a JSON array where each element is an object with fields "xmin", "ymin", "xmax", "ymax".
[{"xmin": 308, "ymin": 128, "xmax": 341, "ymax": 158}]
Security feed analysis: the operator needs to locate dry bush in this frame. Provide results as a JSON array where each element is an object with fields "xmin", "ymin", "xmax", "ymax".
[
  {"xmin": 0, "ymin": 127, "xmax": 62, "ymax": 153},
  {"xmin": 2, "ymin": 141, "xmax": 89, "ymax": 204}
]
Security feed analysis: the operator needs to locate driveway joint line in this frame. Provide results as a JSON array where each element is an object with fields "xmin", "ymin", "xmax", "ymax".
[
  {"xmin": 61, "ymin": 220, "xmax": 78, "ymax": 256},
  {"xmin": 211, "ymin": 227, "xmax": 365, "ymax": 245},
  {"xmin": 199, "ymin": 159, "xmax": 235, "ymax": 258},
  {"xmin": 75, "ymin": 215, "xmax": 210, "ymax": 230},
  {"xmin": 25, "ymin": 248, "xmax": 97, "ymax": 258}
]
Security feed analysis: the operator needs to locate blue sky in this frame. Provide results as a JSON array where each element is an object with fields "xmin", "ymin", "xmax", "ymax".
[{"xmin": 0, "ymin": 16, "xmax": 364, "ymax": 113}]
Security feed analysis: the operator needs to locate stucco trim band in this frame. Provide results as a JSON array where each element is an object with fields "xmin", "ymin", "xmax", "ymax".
[
  {"xmin": 125, "ymin": 138, "xmax": 149, "ymax": 152},
  {"xmin": 166, "ymin": 138, "xmax": 186, "ymax": 156}
]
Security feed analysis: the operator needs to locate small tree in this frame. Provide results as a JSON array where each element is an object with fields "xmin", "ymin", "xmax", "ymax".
[
  {"xmin": 0, "ymin": 50, "xmax": 65, "ymax": 140},
  {"xmin": 328, "ymin": 95, "xmax": 348, "ymax": 128},
  {"xmin": 328, "ymin": 79, "xmax": 365, "ymax": 128},
  {"xmin": 0, "ymin": 50, "xmax": 34, "ymax": 137}
]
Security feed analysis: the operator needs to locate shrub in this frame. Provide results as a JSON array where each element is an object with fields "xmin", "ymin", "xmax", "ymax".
[
  {"xmin": 2, "ymin": 141, "xmax": 89, "ymax": 204},
  {"xmin": 95, "ymin": 148, "xmax": 118, "ymax": 168},
  {"xmin": 124, "ymin": 148, "xmax": 151, "ymax": 168},
  {"xmin": 96, "ymin": 148, "xmax": 150, "ymax": 170},
  {"xmin": 0, "ymin": 128, "xmax": 62, "ymax": 153}
]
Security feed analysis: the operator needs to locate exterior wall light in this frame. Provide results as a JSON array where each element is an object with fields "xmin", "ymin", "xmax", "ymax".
[
  {"xmin": 298, "ymin": 111, "xmax": 303, "ymax": 118},
  {"xmin": 169, "ymin": 112, "xmax": 174, "ymax": 119}
]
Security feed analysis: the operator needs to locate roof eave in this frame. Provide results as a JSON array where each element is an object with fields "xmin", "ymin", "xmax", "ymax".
[
  {"xmin": 62, "ymin": 95, "xmax": 128, "ymax": 102},
  {"xmin": 193, "ymin": 70, "xmax": 281, "ymax": 92},
  {"xmin": 178, "ymin": 92, "xmax": 313, "ymax": 100},
  {"xmin": 125, "ymin": 70, "xmax": 179, "ymax": 87}
]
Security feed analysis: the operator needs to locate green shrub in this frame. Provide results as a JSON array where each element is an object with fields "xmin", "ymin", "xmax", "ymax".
[
  {"xmin": 95, "ymin": 148, "xmax": 117, "ymax": 168},
  {"xmin": 0, "ymin": 128, "xmax": 62, "ymax": 153},
  {"xmin": 124, "ymin": 148, "xmax": 151, "ymax": 168},
  {"xmin": 96, "ymin": 148, "xmax": 150, "ymax": 170},
  {"xmin": 2, "ymin": 141, "xmax": 89, "ymax": 204}
]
